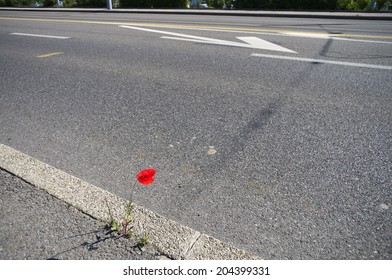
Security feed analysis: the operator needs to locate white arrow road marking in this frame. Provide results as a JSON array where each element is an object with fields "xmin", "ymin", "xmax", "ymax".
[
  {"xmin": 119, "ymin": 25, "xmax": 297, "ymax": 53},
  {"xmin": 237, "ymin": 37, "xmax": 298, "ymax": 53}
]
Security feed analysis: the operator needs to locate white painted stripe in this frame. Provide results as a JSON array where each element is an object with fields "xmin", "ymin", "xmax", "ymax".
[
  {"xmin": 10, "ymin": 33, "xmax": 70, "ymax": 39},
  {"xmin": 280, "ymin": 31, "xmax": 332, "ymax": 39},
  {"xmin": 162, "ymin": 36, "xmax": 222, "ymax": 45},
  {"xmin": 279, "ymin": 31, "xmax": 392, "ymax": 44},
  {"xmin": 251, "ymin": 53, "xmax": 392, "ymax": 70}
]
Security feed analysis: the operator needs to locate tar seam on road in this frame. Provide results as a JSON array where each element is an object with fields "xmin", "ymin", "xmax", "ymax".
[{"xmin": 0, "ymin": 143, "xmax": 260, "ymax": 260}]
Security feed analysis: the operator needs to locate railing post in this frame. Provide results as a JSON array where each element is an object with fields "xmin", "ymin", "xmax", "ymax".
[{"xmin": 107, "ymin": 0, "xmax": 113, "ymax": 10}]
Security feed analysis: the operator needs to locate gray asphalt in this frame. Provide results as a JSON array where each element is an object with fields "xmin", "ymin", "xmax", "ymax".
[
  {"xmin": 0, "ymin": 168, "xmax": 164, "ymax": 259},
  {"xmin": 0, "ymin": 11, "xmax": 391, "ymax": 259}
]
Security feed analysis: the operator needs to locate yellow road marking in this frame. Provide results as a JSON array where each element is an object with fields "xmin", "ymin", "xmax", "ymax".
[
  {"xmin": 37, "ymin": 52, "xmax": 64, "ymax": 58},
  {"xmin": 1, "ymin": 16, "xmax": 392, "ymax": 40}
]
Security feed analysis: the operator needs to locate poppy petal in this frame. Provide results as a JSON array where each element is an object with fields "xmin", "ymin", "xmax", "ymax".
[{"xmin": 136, "ymin": 168, "xmax": 156, "ymax": 185}]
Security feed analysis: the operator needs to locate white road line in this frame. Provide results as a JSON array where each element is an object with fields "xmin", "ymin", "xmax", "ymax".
[
  {"xmin": 279, "ymin": 31, "xmax": 392, "ymax": 44},
  {"xmin": 251, "ymin": 53, "xmax": 392, "ymax": 70},
  {"xmin": 10, "ymin": 33, "xmax": 70, "ymax": 39}
]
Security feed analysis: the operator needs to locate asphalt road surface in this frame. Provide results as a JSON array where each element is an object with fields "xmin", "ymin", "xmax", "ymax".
[{"xmin": 0, "ymin": 11, "xmax": 391, "ymax": 259}]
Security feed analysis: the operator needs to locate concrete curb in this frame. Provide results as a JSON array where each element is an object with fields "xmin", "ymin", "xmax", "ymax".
[
  {"xmin": 1, "ymin": 7, "xmax": 392, "ymax": 20},
  {"xmin": 0, "ymin": 143, "xmax": 260, "ymax": 260}
]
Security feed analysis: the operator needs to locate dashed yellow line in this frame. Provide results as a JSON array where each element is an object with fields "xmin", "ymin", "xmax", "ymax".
[
  {"xmin": 1, "ymin": 16, "xmax": 392, "ymax": 40},
  {"xmin": 37, "ymin": 52, "xmax": 64, "ymax": 58}
]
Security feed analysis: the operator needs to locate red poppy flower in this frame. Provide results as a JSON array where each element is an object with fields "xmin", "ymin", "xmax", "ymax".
[{"xmin": 136, "ymin": 168, "xmax": 156, "ymax": 185}]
